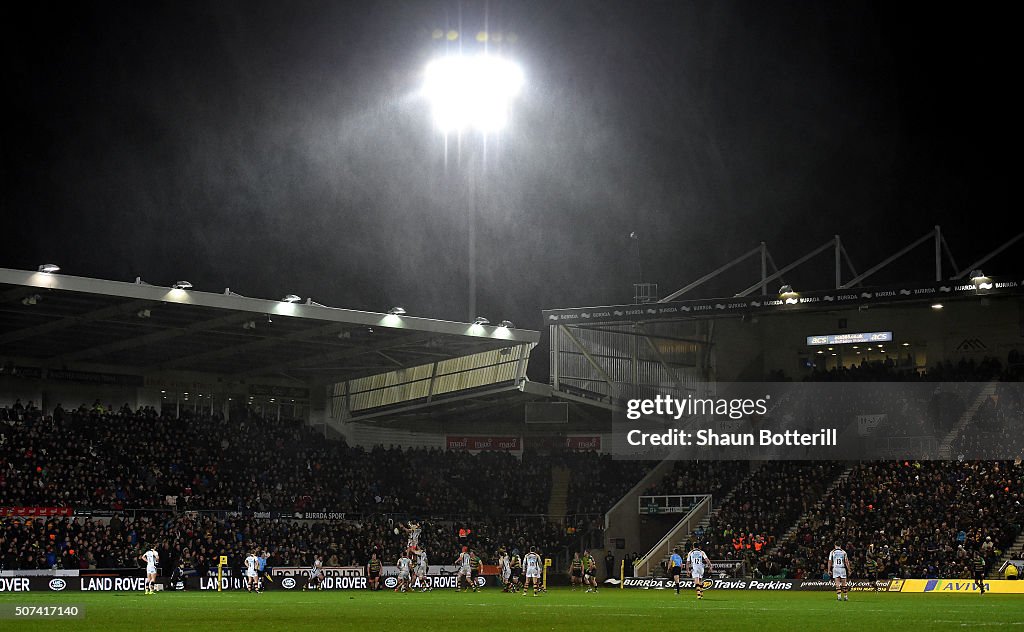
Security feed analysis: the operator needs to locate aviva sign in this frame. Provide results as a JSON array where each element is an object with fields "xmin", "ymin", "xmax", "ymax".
[{"xmin": 900, "ymin": 579, "xmax": 1024, "ymax": 594}]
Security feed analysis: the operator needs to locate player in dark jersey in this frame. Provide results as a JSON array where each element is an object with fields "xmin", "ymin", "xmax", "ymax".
[
  {"xmin": 509, "ymin": 550, "xmax": 523, "ymax": 593},
  {"xmin": 864, "ymin": 551, "xmax": 880, "ymax": 591},
  {"xmin": 469, "ymin": 549, "xmax": 483, "ymax": 592},
  {"xmin": 972, "ymin": 551, "xmax": 987, "ymax": 594},
  {"xmin": 569, "ymin": 552, "xmax": 583, "ymax": 590},
  {"xmin": 583, "ymin": 550, "xmax": 599, "ymax": 593},
  {"xmin": 367, "ymin": 552, "xmax": 383, "ymax": 591}
]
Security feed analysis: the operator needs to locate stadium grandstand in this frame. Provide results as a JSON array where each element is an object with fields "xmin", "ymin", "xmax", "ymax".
[{"xmin": 2, "ymin": 227, "xmax": 1023, "ymax": 591}]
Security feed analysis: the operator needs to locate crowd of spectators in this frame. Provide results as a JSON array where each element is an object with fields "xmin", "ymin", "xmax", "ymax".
[
  {"xmin": 0, "ymin": 510, "xmax": 574, "ymax": 574},
  {"xmin": 767, "ymin": 460, "xmax": 1023, "ymax": 579},
  {"xmin": 562, "ymin": 453, "xmax": 648, "ymax": 516},
  {"xmin": 697, "ymin": 462, "xmax": 846, "ymax": 564},
  {"xmin": 642, "ymin": 460, "xmax": 748, "ymax": 501},
  {"xmin": 0, "ymin": 399, "xmax": 642, "ymax": 573},
  {"xmin": 0, "ymin": 403, "xmax": 556, "ymax": 515},
  {"xmin": 799, "ymin": 356, "xmax": 1015, "ymax": 383}
]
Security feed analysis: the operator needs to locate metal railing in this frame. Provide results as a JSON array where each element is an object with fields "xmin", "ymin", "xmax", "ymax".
[
  {"xmin": 637, "ymin": 494, "xmax": 705, "ymax": 515},
  {"xmin": 632, "ymin": 495, "xmax": 711, "ymax": 577}
]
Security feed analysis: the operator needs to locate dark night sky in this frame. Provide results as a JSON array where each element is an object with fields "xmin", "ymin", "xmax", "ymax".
[{"xmin": 3, "ymin": 1, "xmax": 1020, "ymax": 379}]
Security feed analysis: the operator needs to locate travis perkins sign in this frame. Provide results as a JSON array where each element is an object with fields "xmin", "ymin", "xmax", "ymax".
[
  {"xmin": 542, "ymin": 279, "xmax": 1024, "ymax": 325},
  {"xmin": 621, "ymin": 577, "xmax": 896, "ymax": 591}
]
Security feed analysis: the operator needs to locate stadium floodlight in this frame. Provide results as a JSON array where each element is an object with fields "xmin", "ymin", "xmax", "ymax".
[
  {"xmin": 388, "ymin": 306, "xmax": 407, "ymax": 316},
  {"xmin": 281, "ymin": 294, "xmax": 301, "ymax": 303},
  {"xmin": 779, "ymin": 284, "xmax": 799, "ymax": 305},
  {"xmin": 172, "ymin": 281, "xmax": 193, "ymax": 290},
  {"xmin": 38, "ymin": 263, "xmax": 60, "ymax": 273},
  {"xmin": 931, "ymin": 303, "xmax": 943, "ymax": 310},
  {"xmin": 473, "ymin": 316, "xmax": 490, "ymax": 326},
  {"xmin": 498, "ymin": 320, "xmax": 514, "ymax": 328},
  {"xmin": 423, "ymin": 54, "xmax": 524, "ymax": 133},
  {"xmin": 969, "ymin": 269, "xmax": 993, "ymax": 289}
]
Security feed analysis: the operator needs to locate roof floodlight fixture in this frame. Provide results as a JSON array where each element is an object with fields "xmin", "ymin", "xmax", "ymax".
[
  {"xmin": 388, "ymin": 306, "xmax": 407, "ymax": 315},
  {"xmin": 931, "ymin": 303, "xmax": 944, "ymax": 310},
  {"xmin": 473, "ymin": 316, "xmax": 490, "ymax": 326},
  {"xmin": 172, "ymin": 281, "xmax": 192, "ymax": 290},
  {"xmin": 969, "ymin": 269, "xmax": 993, "ymax": 289},
  {"xmin": 281, "ymin": 294, "xmax": 302, "ymax": 303},
  {"xmin": 498, "ymin": 320, "xmax": 514, "ymax": 328},
  {"xmin": 38, "ymin": 263, "xmax": 60, "ymax": 273},
  {"xmin": 423, "ymin": 54, "xmax": 524, "ymax": 133}
]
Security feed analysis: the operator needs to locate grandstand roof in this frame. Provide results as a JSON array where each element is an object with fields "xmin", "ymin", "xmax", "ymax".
[{"xmin": 0, "ymin": 267, "xmax": 540, "ymax": 382}]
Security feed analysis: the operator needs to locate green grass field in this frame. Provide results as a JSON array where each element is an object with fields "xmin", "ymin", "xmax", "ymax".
[{"xmin": 1, "ymin": 588, "xmax": 1021, "ymax": 631}]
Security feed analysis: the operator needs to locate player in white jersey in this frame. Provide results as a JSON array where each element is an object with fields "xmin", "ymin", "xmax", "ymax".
[
  {"xmin": 414, "ymin": 549, "xmax": 430, "ymax": 592},
  {"xmin": 828, "ymin": 543, "xmax": 851, "ymax": 601},
  {"xmin": 522, "ymin": 548, "xmax": 543, "ymax": 596},
  {"xmin": 304, "ymin": 555, "xmax": 324, "ymax": 591},
  {"xmin": 139, "ymin": 547, "xmax": 159, "ymax": 595},
  {"xmin": 396, "ymin": 554, "xmax": 413, "ymax": 593},
  {"xmin": 244, "ymin": 550, "xmax": 261, "ymax": 593},
  {"xmin": 498, "ymin": 550, "xmax": 511, "ymax": 592},
  {"xmin": 402, "ymin": 521, "xmax": 423, "ymax": 551},
  {"xmin": 686, "ymin": 544, "xmax": 712, "ymax": 600},
  {"xmin": 454, "ymin": 547, "xmax": 472, "ymax": 592}
]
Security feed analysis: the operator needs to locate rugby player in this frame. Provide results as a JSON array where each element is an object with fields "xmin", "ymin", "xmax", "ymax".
[
  {"xmin": 455, "ymin": 546, "xmax": 472, "ymax": 592},
  {"xmin": 509, "ymin": 550, "xmax": 523, "ymax": 593},
  {"xmin": 244, "ymin": 549, "xmax": 261, "ymax": 593},
  {"xmin": 569, "ymin": 552, "xmax": 583, "ymax": 590},
  {"xmin": 304, "ymin": 555, "xmax": 324, "ymax": 591},
  {"xmin": 686, "ymin": 543, "xmax": 712, "ymax": 600},
  {"xmin": 972, "ymin": 550, "xmax": 987, "ymax": 594},
  {"xmin": 367, "ymin": 552, "xmax": 383, "ymax": 591},
  {"xmin": 522, "ymin": 547, "xmax": 543, "ymax": 596},
  {"xmin": 415, "ymin": 548, "xmax": 431, "ymax": 592},
  {"xmin": 583, "ymin": 550, "xmax": 598, "ymax": 593},
  {"xmin": 140, "ymin": 545, "xmax": 159, "ymax": 595},
  {"xmin": 498, "ymin": 549, "xmax": 511, "ymax": 592},
  {"xmin": 828, "ymin": 543, "xmax": 851, "ymax": 601},
  {"xmin": 402, "ymin": 521, "xmax": 423, "ymax": 551},
  {"xmin": 396, "ymin": 552, "xmax": 413, "ymax": 593},
  {"xmin": 469, "ymin": 549, "xmax": 483, "ymax": 592}
]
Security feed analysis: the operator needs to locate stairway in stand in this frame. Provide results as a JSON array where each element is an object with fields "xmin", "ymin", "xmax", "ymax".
[
  {"xmin": 988, "ymin": 531, "xmax": 1024, "ymax": 579},
  {"xmin": 938, "ymin": 380, "xmax": 999, "ymax": 459},
  {"xmin": 651, "ymin": 463, "xmax": 763, "ymax": 577},
  {"xmin": 547, "ymin": 466, "xmax": 572, "ymax": 524},
  {"xmin": 774, "ymin": 465, "xmax": 854, "ymax": 550}
]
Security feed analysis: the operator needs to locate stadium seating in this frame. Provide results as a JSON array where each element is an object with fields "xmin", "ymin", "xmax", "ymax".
[
  {"xmin": 0, "ymin": 403, "xmax": 642, "ymax": 573},
  {"xmin": 772, "ymin": 460, "xmax": 1023, "ymax": 579}
]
